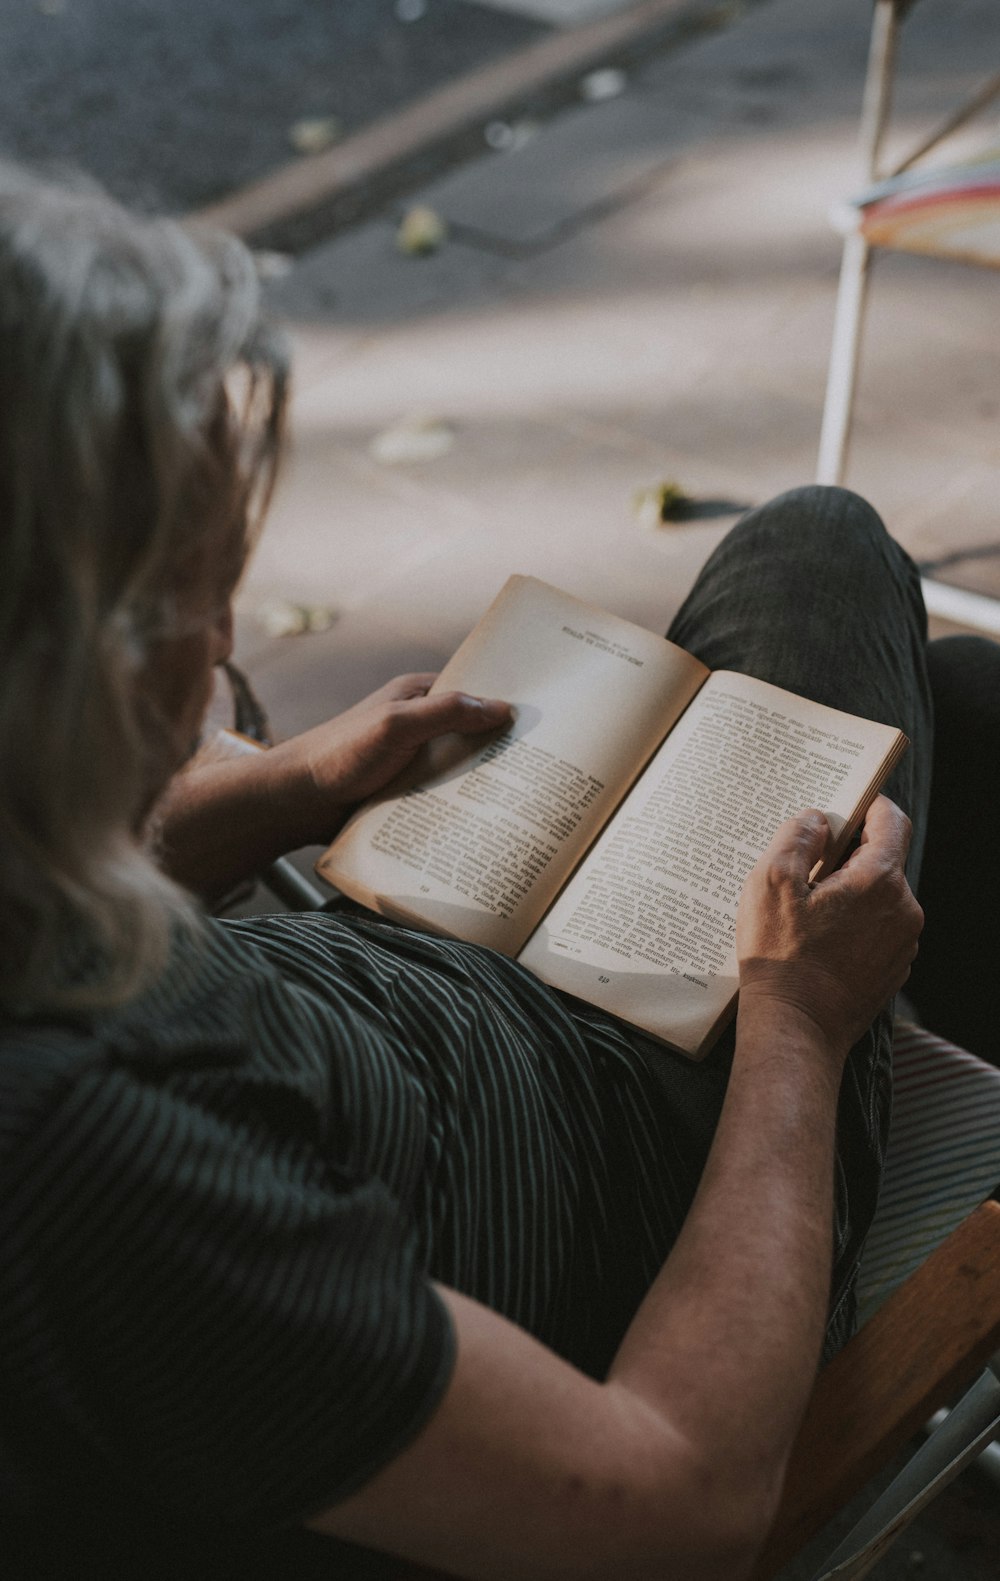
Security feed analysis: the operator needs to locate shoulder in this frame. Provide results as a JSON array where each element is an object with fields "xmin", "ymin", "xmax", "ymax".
[
  {"xmin": 0, "ymin": 921, "xmax": 457, "ymax": 1529},
  {"xmin": 0, "ymin": 918, "xmax": 316, "ymax": 1168},
  {"xmin": 0, "ymin": 1016, "xmax": 106, "ymax": 1165}
]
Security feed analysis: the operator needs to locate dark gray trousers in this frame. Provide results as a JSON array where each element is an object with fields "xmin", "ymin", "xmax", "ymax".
[{"xmin": 660, "ymin": 484, "xmax": 933, "ymax": 1352}]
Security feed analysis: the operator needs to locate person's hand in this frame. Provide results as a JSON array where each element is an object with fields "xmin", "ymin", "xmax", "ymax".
[
  {"xmin": 265, "ymin": 673, "xmax": 512, "ymax": 847},
  {"xmin": 735, "ymin": 795, "xmax": 923, "ymax": 1057}
]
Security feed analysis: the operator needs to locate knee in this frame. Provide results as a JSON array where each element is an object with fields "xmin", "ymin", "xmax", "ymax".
[
  {"xmin": 752, "ymin": 485, "xmax": 890, "ymax": 552},
  {"xmin": 730, "ymin": 485, "xmax": 909, "ymax": 587}
]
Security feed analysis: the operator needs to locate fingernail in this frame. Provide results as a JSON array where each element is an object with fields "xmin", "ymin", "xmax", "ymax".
[{"xmin": 476, "ymin": 697, "xmax": 511, "ymax": 720}]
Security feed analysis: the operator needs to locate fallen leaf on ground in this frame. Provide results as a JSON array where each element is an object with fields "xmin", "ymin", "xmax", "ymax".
[
  {"xmin": 253, "ymin": 250, "xmax": 294, "ymax": 281},
  {"xmin": 632, "ymin": 481, "xmax": 693, "ymax": 529},
  {"xmin": 580, "ymin": 67, "xmax": 627, "ymax": 103},
  {"xmin": 369, "ymin": 415, "xmax": 456, "ymax": 465},
  {"xmin": 484, "ymin": 118, "xmax": 539, "ymax": 153},
  {"xmin": 396, "ymin": 205, "xmax": 448, "ymax": 256},
  {"xmin": 257, "ymin": 600, "xmax": 338, "ymax": 638},
  {"xmin": 288, "ymin": 117, "xmax": 343, "ymax": 156}
]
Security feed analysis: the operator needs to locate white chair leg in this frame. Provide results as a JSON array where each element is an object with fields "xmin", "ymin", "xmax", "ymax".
[
  {"xmin": 816, "ymin": 0, "xmax": 899, "ymax": 487},
  {"xmin": 816, "ymin": 231, "xmax": 872, "ymax": 486},
  {"xmin": 920, "ymin": 578, "xmax": 1000, "ymax": 638}
]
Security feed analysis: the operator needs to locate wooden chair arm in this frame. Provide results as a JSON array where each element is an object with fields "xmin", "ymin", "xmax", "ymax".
[{"xmin": 752, "ymin": 1197, "xmax": 1000, "ymax": 1579}]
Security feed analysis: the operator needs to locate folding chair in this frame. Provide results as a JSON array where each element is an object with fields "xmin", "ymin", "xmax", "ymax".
[{"xmin": 817, "ymin": 0, "xmax": 1000, "ymax": 635}]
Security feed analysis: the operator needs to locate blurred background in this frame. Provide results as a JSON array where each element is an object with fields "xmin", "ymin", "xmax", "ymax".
[{"xmin": 3, "ymin": 2, "xmax": 998, "ymax": 1575}]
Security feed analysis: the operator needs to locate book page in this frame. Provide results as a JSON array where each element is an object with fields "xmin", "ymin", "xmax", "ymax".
[
  {"xmin": 317, "ymin": 576, "xmax": 709, "ymax": 955},
  {"xmin": 520, "ymin": 671, "xmax": 904, "ymax": 1056}
]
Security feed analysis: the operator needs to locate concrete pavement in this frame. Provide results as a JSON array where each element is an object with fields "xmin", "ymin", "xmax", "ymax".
[
  {"xmin": 241, "ymin": 0, "xmax": 999, "ymax": 732},
  {"xmin": 0, "ymin": 0, "xmax": 545, "ymax": 213}
]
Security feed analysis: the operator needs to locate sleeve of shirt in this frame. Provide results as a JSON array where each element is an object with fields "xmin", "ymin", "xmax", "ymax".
[{"xmin": 1, "ymin": 1059, "xmax": 456, "ymax": 1529}]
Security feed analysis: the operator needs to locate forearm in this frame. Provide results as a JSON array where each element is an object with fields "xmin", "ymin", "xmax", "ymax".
[
  {"xmin": 608, "ymin": 995, "xmax": 847, "ymax": 1522},
  {"xmin": 604, "ymin": 798, "xmax": 920, "ymax": 1546},
  {"xmin": 151, "ymin": 678, "xmax": 512, "ymax": 902},
  {"xmin": 310, "ymin": 805, "xmax": 918, "ymax": 1581},
  {"xmin": 318, "ymin": 998, "xmax": 853, "ymax": 1581},
  {"xmin": 151, "ymin": 740, "xmax": 336, "ymax": 901}
]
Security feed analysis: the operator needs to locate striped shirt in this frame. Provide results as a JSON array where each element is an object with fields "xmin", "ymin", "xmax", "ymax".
[{"xmin": 0, "ymin": 908, "xmax": 714, "ymax": 1574}]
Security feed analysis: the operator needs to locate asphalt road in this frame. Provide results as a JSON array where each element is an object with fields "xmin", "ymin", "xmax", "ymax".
[{"xmin": 0, "ymin": 0, "xmax": 545, "ymax": 212}]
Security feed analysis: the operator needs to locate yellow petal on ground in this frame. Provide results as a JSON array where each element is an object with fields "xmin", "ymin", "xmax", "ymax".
[
  {"xmin": 396, "ymin": 205, "xmax": 448, "ymax": 256},
  {"xmin": 632, "ymin": 481, "xmax": 692, "ymax": 529},
  {"xmin": 304, "ymin": 606, "xmax": 337, "ymax": 633},
  {"xmin": 288, "ymin": 117, "xmax": 344, "ymax": 156},
  {"xmin": 369, "ymin": 415, "xmax": 456, "ymax": 465},
  {"xmin": 257, "ymin": 599, "xmax": 338, "ymax": 638}
]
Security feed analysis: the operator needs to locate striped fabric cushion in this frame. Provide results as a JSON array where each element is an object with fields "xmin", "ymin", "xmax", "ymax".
[
  {"xmin": 848, "ymin": 150, "xmax": 1000, "ymax": 268},
  {"xmin": 857, "ymin": 1023, "xmax": 1000, "ymax": 1325}
]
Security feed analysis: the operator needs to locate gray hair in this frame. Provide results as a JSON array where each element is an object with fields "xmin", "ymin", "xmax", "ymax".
[{"xmin": 0, "ymin": 164, "xmax": 288, "ymax": 1016}]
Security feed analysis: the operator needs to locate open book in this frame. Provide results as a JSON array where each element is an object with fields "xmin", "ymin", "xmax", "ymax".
[{"xmin": 317, "ymin": 577, "xmax": 907, "ymax": 1059}]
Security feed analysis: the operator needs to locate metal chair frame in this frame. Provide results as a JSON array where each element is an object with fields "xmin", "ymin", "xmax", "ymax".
[{"xmin": 817, "ymin": 0, "xmax": 1000, "ymax": 635}]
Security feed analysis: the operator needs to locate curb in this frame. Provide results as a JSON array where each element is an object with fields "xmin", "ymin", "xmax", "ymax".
[{"xmin": 191, "ymin": 0, "xmax": 743, "ymax": 252}]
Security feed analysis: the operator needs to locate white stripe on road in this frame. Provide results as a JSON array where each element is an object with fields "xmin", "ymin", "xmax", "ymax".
[{"xmin": 468, "ymin": 0, "xmax": 639, "ymax": 26}]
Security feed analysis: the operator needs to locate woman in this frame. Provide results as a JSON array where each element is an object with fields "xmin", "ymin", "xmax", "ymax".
[{"xmin": 0, "ymin": 165, "xmax": 928, "ymax": 1580}]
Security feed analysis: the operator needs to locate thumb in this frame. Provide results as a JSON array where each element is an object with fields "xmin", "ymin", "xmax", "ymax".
[{"xmin": 393, "ymin": 690, "xmax": 512, "ymax": 744}]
